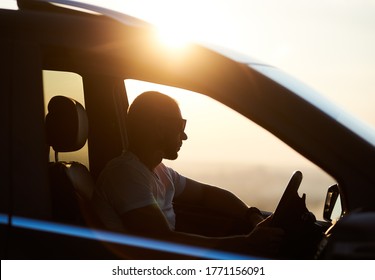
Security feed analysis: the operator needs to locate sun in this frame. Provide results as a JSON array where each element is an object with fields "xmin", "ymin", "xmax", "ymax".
[
  {"xmin": 104, "ymin": 0, "xmax": 220, "ymax": 46},
  {"xmin": 136, "ymin": 4, "xmax": 202, "ymax": 48},
  {"xmin": 153, "ymin": 20, "xmax": 194, "ymax": 49}
]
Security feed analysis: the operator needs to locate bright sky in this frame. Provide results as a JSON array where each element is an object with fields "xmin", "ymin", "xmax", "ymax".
[{"xmin": 72, "ymin": 0, "xmax": 375, "ymax": 127}]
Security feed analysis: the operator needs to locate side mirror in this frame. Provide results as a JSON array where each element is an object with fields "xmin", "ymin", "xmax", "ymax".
[{"xmin": 323, "ymin": 184, "xmax": 342, "ymax": 222}]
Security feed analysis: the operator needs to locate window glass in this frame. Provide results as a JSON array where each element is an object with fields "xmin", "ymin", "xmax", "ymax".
[
  {"xmin": 125, "ymin": 79, "xmax": 335, "ymax": 219},
  {"xmin": 43, "ymin": 70, "xmax": 89, "ymax": 168}
]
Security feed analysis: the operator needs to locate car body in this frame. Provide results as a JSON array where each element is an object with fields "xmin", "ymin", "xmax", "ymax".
[{"xmin": 1, "ymin": 0, "xmax": 375, "ymax": 259}]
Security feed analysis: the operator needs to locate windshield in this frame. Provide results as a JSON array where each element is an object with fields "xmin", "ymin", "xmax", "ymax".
[{"xmin": 251, "ymin": 64, "xmax": 375, "ymax": 148}]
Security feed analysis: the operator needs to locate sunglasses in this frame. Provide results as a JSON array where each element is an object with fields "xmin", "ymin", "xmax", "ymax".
[
  {"xmin": 180, "ymin": 119, "xmax": 187, "ymax": 133},
  {"xmin": 161, "ymin": 117, "xmax": 187, "ymax": 133}
]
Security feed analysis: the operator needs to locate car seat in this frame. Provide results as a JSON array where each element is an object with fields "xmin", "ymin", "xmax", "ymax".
[{"xmin": 45, "ymin": 95, "xmax": 95, "ymax": 225}]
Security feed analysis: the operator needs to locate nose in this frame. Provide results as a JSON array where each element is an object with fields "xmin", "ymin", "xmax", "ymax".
[{"xmin": 181, "ymin": 131, "xmax": 188, "ymax": 141}]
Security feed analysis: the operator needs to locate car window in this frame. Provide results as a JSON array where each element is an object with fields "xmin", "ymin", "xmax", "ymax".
[
  {"xmin": 125, "ymin": 79, "xmax": 336, "ymax": 220},
  {"xmin": 43, "ymin": 70, "xmax": 89, "ymax": 168}
]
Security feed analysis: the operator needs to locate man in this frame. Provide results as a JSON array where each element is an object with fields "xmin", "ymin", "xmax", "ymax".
[{"xmin": 93, "ymin": 91, "xmax": 283, "ymax": 257}]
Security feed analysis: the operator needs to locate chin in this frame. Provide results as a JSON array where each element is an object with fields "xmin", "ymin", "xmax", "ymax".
[{"xmin": 164, "ymin": 152, "xmax": 178, "ymax": 160}]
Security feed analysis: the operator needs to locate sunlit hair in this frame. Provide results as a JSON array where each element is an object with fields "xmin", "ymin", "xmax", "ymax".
[{"xmin": 127, "ymin": 91, "xmax": 180, "ymax": 146}]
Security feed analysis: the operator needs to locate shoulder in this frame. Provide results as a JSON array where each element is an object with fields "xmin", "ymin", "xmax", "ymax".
[
  {"xmin": 103, "ymin": 151, "xmax": 148, "ymax": 174},
  {"xmin": 155, "ymin": 163, "xmax": 186, "ymax": 194},
  {"xmin": 97, "ymin": 151, "xmax": 151, "ymax": 188},
  {"xmin": 155, "ymin": 163, "xmax": 176, "ymax": 180}
]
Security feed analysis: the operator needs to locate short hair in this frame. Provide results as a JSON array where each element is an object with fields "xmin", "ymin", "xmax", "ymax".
[{"xmin": 127, "ymin": 91, "xmax": 180, "ymax": 145}]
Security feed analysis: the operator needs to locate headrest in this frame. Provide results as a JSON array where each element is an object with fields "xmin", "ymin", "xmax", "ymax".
[{"xmin": 46, "ymin": 96, "xmax": 88, "ymax": 153}]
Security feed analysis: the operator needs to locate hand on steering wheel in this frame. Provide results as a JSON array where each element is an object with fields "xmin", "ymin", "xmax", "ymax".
[
  {"xmin": 272, "ymin": 170, "xmax": 307, "ymax": 228},
  {"xmin": 270, "ymin": 171, "xmax": 320, "ymax": 259}
]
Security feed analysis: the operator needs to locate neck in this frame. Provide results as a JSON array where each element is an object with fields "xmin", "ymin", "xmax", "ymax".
[{"xmin": 129, "ymin": 145, "xmax": 163, "ymax": 171}]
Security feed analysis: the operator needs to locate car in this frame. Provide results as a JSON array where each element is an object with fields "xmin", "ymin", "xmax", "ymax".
[{"xmin": 1, "ymin": 0, "xmax": 375, "ymax": 260}]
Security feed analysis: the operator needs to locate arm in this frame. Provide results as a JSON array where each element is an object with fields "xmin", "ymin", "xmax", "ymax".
[
  {"xmin": 174, "ymin": 178, "xmax": 264, "ymax": 227},
  {"xmin": 120, "ymin": 203, "xmax": 282, "ymax": 257},
  {"xmin": 120, "ymin": 203, "xmax": 246, "ymax": 251}
]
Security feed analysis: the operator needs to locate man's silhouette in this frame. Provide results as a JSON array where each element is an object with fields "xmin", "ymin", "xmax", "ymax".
[{"xmin": 93, "ymin": 91, "xmax": 283, "ymax": 257}]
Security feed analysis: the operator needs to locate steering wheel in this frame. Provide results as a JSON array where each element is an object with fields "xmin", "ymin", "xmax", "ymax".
[
  {"xmin": 271, "ymin": 171, "xmax": 320, "ymax": 258},
  {"xmin": 272, "ymin": 170, "xmax": 305, "ymax": 228}
]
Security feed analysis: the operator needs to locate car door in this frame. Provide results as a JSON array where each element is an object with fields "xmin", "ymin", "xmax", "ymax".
[
  {"xmin": 0, "ymin": 9, "xmax": 117, "ymax": 259},
  {"xmin": 0, "ymin": 37, "xmax": 12, "ymax": 260}
]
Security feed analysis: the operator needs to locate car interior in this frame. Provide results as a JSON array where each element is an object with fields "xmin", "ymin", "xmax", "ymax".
[{"xmin": 45, "ymin": 95, "xmax": 96, "ymax": 226}]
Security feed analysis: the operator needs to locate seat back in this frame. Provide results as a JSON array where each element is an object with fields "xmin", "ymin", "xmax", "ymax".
[{"xmin": 45, "ymin": 95, "xmax": 94, "ymax": 225}]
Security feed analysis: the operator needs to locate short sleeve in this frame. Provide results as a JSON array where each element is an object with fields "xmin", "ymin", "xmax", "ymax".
[{"xmin": 157, "ymin": 164, "xmax": 186, "ymax": 197}]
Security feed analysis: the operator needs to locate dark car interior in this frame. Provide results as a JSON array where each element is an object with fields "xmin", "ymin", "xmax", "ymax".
[{"xmin": 46, "ymin": 95, "xmax": 95, "ymax": 226}]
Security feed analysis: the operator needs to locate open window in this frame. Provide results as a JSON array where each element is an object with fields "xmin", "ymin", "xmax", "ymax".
[{"xmin": 125, "ymin": 79, "xmax": 336, "ymax": 220}]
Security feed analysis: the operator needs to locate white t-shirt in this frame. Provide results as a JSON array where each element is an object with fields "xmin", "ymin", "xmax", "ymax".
[{"xmin": 93, "ymin": 151, "xmax": 186, "ymax": 232}]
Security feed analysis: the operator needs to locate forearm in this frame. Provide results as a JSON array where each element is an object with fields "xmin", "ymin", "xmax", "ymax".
[
  {"xmin": 160, "ymin": 228, "xmax": 249, "ymax": 254},
  {"xmin": 160, "ymin": 225, "xmax": 277, "ymax": 257},
  {"xmin": 197, "ymin": 183, "xmax": 249, "ymax": 218},
  {"xmin": 202, "ymin": 186, "xmax": 264, "ymax": 228},
  {"xmin": 166, "ymin": 216, "xmax": 284, "ymax": 258},
  {"xmin": 177, "ymin": 178, "xmax": 264, "ymax": 230},
  {"xmin": 119, "ymin": 204, "xmax": 279, "ymax": 257}
]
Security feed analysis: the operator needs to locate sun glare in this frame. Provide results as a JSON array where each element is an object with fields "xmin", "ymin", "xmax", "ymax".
[
  {"xmin": 106, "ymin": 0, "xmax": 219, "ymax": 47},
  {"xmin": 146, "ymin": 9, "xmax": 199, "ymax": 49},
  {"xmin": 155, "ymin": 26, "xmax": 192, "ymax": 49}
]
